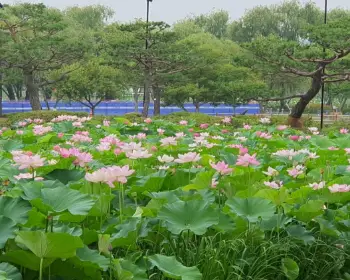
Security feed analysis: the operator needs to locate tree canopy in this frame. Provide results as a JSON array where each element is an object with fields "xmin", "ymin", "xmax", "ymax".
[{"xmin": 0, "ymin": 1, "xmax": 349, "ymax": 124}]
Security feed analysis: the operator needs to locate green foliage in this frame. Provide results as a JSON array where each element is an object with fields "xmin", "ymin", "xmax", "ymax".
[
  {"xmin": 53, "ymin": 59, "xmax": 124, "ymax": 111},
  {"xmin": 148, "ymin": 254, "xmax": 202, "ymax": 280},
  {"xmin": 6, "ymin": 111, "xmax": 88, "ymax": 126}
]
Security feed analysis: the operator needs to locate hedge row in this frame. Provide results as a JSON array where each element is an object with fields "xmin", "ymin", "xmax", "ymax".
[{"xmin": 1, "ymin": 111, "xmax": 347, "ymax": 131}]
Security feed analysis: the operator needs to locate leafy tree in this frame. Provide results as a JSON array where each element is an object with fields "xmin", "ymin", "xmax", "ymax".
[
  {"xmin": 0, "ymin": 3, "xmax": 91, "ymax": 110},
  {"xmin": 193, "ymin": 10, "xmax": 230, "ymax": 39},
  {"xmin": 227, "ymin": 0, "xmax": 321, "ymax": 43},
  {"xmin": 247, "ymin": 17, "xmax": 350, "ymax": 126},
  {"xmin": 53, "ymin": 60, "xmax": 123, "ymax": 115},
  {"xmin": 163, "ymin": 33, "xmax": 266, "ymax": 112},
  {"xmin": 105, "ymin": 21, "xmax": 189, "ymax": 116},
  {"xmin": 210, "ymin": 64, "xmax": 268, "ymax": 113}
]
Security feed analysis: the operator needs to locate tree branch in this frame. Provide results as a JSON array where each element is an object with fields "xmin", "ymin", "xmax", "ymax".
[
  {"xmin": 285, "ymin": 49, "xmax": 350, "ymax": 65},
  {"xmin": 252, "ymin": 94, "xmax": 305, "ymax": 102},
  {"xmin": 38, "ymin": 68, "xmax": 78, "ymax": 87}
]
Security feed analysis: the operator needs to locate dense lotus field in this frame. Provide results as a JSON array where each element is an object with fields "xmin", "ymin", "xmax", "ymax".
[{"xmin": 0, "ymin": 115, "xmax": 350, "ymax": 280}]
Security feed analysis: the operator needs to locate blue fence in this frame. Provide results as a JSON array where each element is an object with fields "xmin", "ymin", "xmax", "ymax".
[{"xmin": 1, "ymin": 101, "xmax": 261, "ymax": 116}]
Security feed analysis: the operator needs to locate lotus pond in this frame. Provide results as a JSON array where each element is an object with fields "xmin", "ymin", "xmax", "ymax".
[{"xmin": 0, "ymin": 115, "xmax": 350, "ymax": 280}]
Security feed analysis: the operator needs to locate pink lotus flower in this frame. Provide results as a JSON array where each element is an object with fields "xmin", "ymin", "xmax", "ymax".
[
  {"xmin": 73, "ymin": 152, "xmax": 93, "ymax": 167},
  {"xmin": 14, "ymin": 172, "xmax": 43, "ymax": 181},
  {"xmin": 112, "ymin": 165, "xmax": 135, "ymax": 184},
  {"xmin": 14, "ymin": 173, "xmax": 33, "ymax": 180},
  {"xmin": 174, "ymin": 152, "xmax": 201, "ymax": 163},
  {"xmin": 345, "ymin": 148, "xmax": 350, "ymax": 154},
  {"xmin": 238, "ymin": 147, "xmax": 248, "ymax": 155},
  {"xmin": 72, "ymin": 121, "xmax": 83, "ymax": 128},
  {"xmin": 58, "ymin": 133, "xmax": 64, "ymax": 138},
  {"xmin": 114, "ymin": 148, "xmax": 122, "ymax": 155},
  {"xmin": 243, "ymin": 124, "xmax": 252, "ymax": 130},
  {"xmin": 221, "ymin": 129, "xmax": 229, "ymax": 134},
  {"xmin": 277, "ymin": 125, "xmax": 288, "ymax": 131},
  {"xmin": 158, "ymin": 155, "xmax": 175, "ymax": 163},
  {"xmin": 273, "ymin": 149, "xmax": 298, "ymax": 159},
  {"xmin": 96, "ymin": 142, "xmax": 111, "ymax": 152},
  {"xmin": 100, "ymin": 135, "xmax": 120, "ymax": 145},
  {"xmin": 160, "ymin": 137, "xmax": 177, "ymax": 147},
  {"xmin": 287, "ymin": 165, "xmax": 305, "ymax": 178},
  {"xmin": 210, "ymin": 161, "xmax": 233, "ymax": 175},
  {"xmin": 85, "ymin": 165, "xmax": 134, "ymax": 187},
  {"xmin": 222, "ymin": 117, "xmax": 231, "ymax": 124},
  {"xmin": 200, "ymin": 123, "xmax": 209, "ymax": 129},
  {"xmin": 328, "ymin": 146, "xmax": 339, "ymax": 151},
  {"xmin": 144, "ymin": 118, "xmax": 152, "ymax": 124},
  {"xmin": 157, "ymin": 128, "xmax": 165, "ymax": 135},
  {"xmin": 258, "ymin": 132, "xmax": 272, "ymax": 139},
  {"xmin": 309, "ymin": 181, "xmax": 325, "ymax": 190},
  {"xmin": 18, "ymin": 121, "xmax": 27, "ymax": 127},
  {"xmin": 289, "ymin": 135, "xmax": 299, "ymax": 141},
  {"xmin": 263, "ymin": 167, "xmax": 279, "ymax": 176},
  {"xmin": 179, "ymin": 120, "xmax": 188, "ymax": 125},
  {"xmin": 13, "ymin": 153, "xmax": 45, "ymax": 170},
  {"xmin": 16, "ymin": 130, "xmax": 24, "ymax": 135},
  {"xmin": 58, "ymin": 148, "xmax": 71, "ymax": 158},
  {"xmin": 33, "ymin": 118, "xmax": 43, "ymax": 124},
  {"xmin": 211, "ymin": 178, "xmax": 218, "ymax": 188},
  {"xmin": 175, "ymin": 132, "xmax": 185, "ymax": 138},
  {"xmin": 340, "ymin": 128, "xmax": 349, "ymax": 134},
  {"xmin": 328, "ymin": 184, "xmax": 350, "ymax": 193},
  {"xmin": 264, "ymin": 181, "xmax": 283, "ymax": 189},
  {"xmin": 151, "ymin": 146, "xmax": 158, "ymax": 152},
  {"xmin": 33, "ymin": 125, "xmax": 53, "ymax": 136},
  {"xmin": 188, "ymin": 128, "xmax": 194, "ymax": 132},
  {"xmin": 103, "ymin": 119, "xmax": 110, "ymax": 127},
  {"xmin": 137, "ymin": 133, "xmax": 147, "ymax": 140},
  {"xmin": 305, "ymin": 135, "xmax": 312, "ymax": 140},
  {"xmin": 260, "ymin": 117, "xmax": 270, "ymax": 124},
  {"xmin": 236, "ymin": 153, "xmax": 260, "ymax": 167},
  {"xmin": 71, "ymin": 133, "xmax": 92, "ymax": 143},
  {"xmin": 126, "ymin": 149, "xmax": 152, "ymax": 159},
  {"xmin": 121, "ymin": 142, "xmax": 142, "ymax": 153}
]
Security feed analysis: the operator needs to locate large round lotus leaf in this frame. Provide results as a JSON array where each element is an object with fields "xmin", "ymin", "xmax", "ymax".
[{"xmin": 158, "ymin": 199, "xmax": 219, "ymax": 235}]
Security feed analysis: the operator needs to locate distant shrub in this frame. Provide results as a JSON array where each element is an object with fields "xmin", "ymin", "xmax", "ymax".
[{"xmin": 7, "ymin": 111, "xmax": 88, "ymax": 125}]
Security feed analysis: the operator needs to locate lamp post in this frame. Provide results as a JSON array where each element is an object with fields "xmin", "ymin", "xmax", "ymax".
[
  {"xmin": 143, "ymin": 0, "xmax": 152, "ymax": 107},
  {"xmin": 0, "ymin": 3, "xmax": 3, "ymax": 117},
  {"xmin": 320, "ymin": 0, "xmax": 328, "ymax": 130}
]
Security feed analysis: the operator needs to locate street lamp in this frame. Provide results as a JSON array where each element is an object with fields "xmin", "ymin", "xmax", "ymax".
[
  {"xmin": 143, "ymin": 0, "xmax": 153, "ymax": 107},
  {"xmin": 146, "ymin": 0, "xmax": 152, "ymax": 50},
  {"xmin": 320, "ymin": 0, "xmax": 328, "ymax": 130}
]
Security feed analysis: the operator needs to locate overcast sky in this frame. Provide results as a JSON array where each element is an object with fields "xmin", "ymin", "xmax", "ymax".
[{"xmin": 4, "ymin": 0, "xmax": 350, "ymax": 23}]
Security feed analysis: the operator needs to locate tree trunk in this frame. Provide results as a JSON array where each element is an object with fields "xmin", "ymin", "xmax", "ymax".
[
  {"xmin": 289, "ymin": 67, "xmax": 323, "ymax": 128},
  {"xmin": 279, "ymin": 100, "xmax": 289, "ymax": 113},
  {"xmin": 194, "ymin": 102, "xmax": 200, "ymax": 113},
  {"xmin": 23, "ymin": 69, "xmax": 41, "ymax": 110},
  {"xmin": 340, "ymin": 97, "xmax": 348, "ymax": 112},
  {"xmin": 142, "ymin": 69, "xmax": 151, "ymax": 117},
  {"xmin": 5, "ymin": 85, "xmax": 16, "ymax": 101},
  {"xmin": 0, "ymin": 74, "xmax": 3, "ymax": 117},
  {"xmin": 132, "ymin": 87, "xmax": 139, "ymax": 113},
  {"xmin": 153, "ymin": 86, "xmax": 161, "ymax": 116},
  {"xmin": 15, "ymin": 84, "xmax": 23, "ymax": 100}
]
